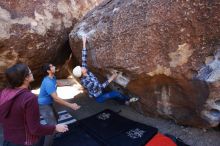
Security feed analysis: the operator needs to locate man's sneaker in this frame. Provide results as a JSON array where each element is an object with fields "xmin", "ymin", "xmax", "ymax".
[{"xmin": 129, "ymin": 97, "xmax": 139, "ymax": 103}]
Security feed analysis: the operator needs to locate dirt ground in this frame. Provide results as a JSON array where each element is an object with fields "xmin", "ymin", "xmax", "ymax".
[{"xmin": 0, "ymin": 80, "xmax": 220, "ymax": 146}]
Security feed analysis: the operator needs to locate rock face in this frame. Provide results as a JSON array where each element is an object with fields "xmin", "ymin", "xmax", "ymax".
[
  {"xmin": 0, "ymin": 0, "xmax": 102, "ymax": 87},
  {"xmin": 70, "ymin": 0, "xmax": 220, "ymax": 128}
]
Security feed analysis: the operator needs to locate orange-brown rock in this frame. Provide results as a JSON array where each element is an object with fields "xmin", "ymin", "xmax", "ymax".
[
  {"xmin": 70, "ymin": 0, "xmax": 220, "ymax": 128},
  {"xmin": 0, "ymin": 0, "xmax": 102, "ymax": 87}
]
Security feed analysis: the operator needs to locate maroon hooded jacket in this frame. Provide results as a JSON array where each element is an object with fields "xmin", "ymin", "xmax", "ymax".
[{"xmin": 0, "ymin": 88, "xmax": 55, "ymax": 145}]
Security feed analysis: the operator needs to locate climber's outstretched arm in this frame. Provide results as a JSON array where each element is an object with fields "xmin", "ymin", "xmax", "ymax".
[{"xmin": 82, "ymin": 36, "xmax": 87, "ymax": 69}]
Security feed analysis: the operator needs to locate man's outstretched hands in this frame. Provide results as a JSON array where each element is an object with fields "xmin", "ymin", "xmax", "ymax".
[
  {"xmin": 82, "ymin": 36, "xmax": 87, "ymax": 48},
  {"xmin": 108, "ymin": 72, "xmax": 118, "ymax": 83},
  {"xmin": 70, "ymin": 103, "xmax": 81, "ymax": 110},
  {"xmin": 55, "ymin": 124, "xmax": 69, "ymax": 133},
  {"xmin": 82, "ymin": 36, "xmax": 87, "ymax": 43},
  {"xmin": 112, "ymin": 72, "xmax": 118, "ymax": 80}
]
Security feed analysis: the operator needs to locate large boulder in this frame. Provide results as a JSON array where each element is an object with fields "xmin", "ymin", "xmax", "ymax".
[
  {"xmin": 69, "ymin": 0, "xmax": 220, "ymax": 128},
  {"xmin": 0, "ymin": 0, "xmax": 102, "ymax": 87}
]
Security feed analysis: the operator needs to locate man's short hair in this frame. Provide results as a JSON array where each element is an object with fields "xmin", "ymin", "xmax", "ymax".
[{"xmin": 42, "ymin": 63, "xmax": 51, "ymax": 76}]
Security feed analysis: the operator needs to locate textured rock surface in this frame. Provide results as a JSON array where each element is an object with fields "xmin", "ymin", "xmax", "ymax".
[
  {"xmin": 70, "ymin": 0, "xmax": 220, "ymax": 128},
  {"xmin": 0, "ymin": 0, "xmax": 102, "ymax": 87}
]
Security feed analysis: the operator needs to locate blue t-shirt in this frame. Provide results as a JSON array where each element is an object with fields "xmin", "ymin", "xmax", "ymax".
[{"xmin": 38, "ymin": 76, "xmax": 57, "ymax": 105}]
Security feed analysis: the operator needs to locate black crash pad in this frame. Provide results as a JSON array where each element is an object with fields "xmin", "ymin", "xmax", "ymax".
[
  {"xmin": 53, "ymin": 122, "xmax": 102, "ymax": 146},
  {"xmin": 53, "ymin": 109, "xmax": 158, "ymax": 146}
]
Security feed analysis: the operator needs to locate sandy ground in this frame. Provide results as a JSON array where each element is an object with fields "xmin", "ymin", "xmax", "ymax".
[{"xmin": 0, "ymin": 79, "xmax": 220, "ymax": 146}]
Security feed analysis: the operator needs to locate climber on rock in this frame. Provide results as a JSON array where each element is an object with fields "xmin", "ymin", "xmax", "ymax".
[{"xmin": 72, "ymin": 36, "xmax": 138, "ymax": 104}]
